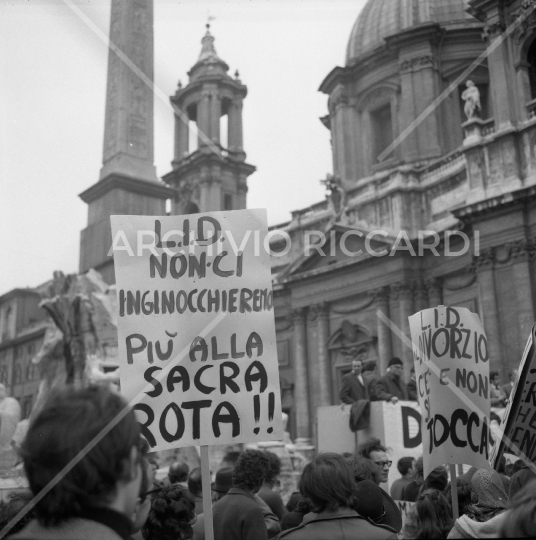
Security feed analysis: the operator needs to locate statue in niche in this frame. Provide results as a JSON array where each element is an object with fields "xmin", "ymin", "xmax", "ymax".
[{"xmin": 461, "ymin": 80, "xmax": 481, "ymax": 120}]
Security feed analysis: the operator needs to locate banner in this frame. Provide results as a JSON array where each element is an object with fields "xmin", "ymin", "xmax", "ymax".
[
  {"xmin": 409, "ymin": 306, "xmax": 490, "ymax": 479},
  {"xmin": 490, "ymin": 324, "xmax": 536, "ymax": 467},
  {"xmin": 111, "ymin": 210, "xmax": 283, "ymax": 452}
]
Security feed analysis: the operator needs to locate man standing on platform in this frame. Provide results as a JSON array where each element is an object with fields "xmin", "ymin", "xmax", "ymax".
[
  {"xmin": 374, "ymin": 358, "xmax": 408, "ymax": 404},
  {"xmin": 340, "ymin": 358, "xmax": 369, "ymax": 404}
]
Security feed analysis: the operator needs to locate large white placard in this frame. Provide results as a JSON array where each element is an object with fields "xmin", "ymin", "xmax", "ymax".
[{"xmin": 111, "ymin": 210, "xmax": 283, "ymax": 451}]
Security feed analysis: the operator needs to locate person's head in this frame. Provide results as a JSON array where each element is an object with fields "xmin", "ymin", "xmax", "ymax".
[
  {"xmin": 423, "ymin": 466, "xmax": 448, "ymax": 492},
  {"xmin": 357, "ymin": 437, "xmax": 390, "ymax": 483},
  {"xmin": 388, "ymin": 357, "xmax": 404, "ymax": 378},
  {"xmin": 232, "ymin": 450, "xmax": 269, "ymax": 493},
  {"xmin": 410, "ymin": 456, "xmax": 424, "ymax": 483},
  {"xmin": 490, "ymin": 371, "xmax": 500, "ymax": 386},
  {"xmin": 132, "ymin": 458, "xmax": 152, "ymax": 533},
  {"xmin": 499, "ymin": 478, "xmax": 536, "ymax": 537},
  {"xmin": 470, "ymin": 468, "xmax": 509, "ymax": 511},
  {"xmin": 187, "ymin": 467, "xmax": 202, "ymax": 497},
  {"xmin": 351, "ymin": 359, "xmax": 363, "ymax": 375},
  {"xmin": 352, "ymin": 480, "xmax": 386, "ymax": 523},
  {"xmin": 22, "ymin": 385, "xmax": 141, "ymax": 526},
  {"xmin": 397, "ymin": 457, "xmax": 414, "ymax": 478},
  {"xmin": 299, "ymin": 453, "xmax": 355, "ymax": 513},
  {"xmin": 142, "ymin": 486, "xmax": 196, "ymax": 540},
  {"xmin": 168, "ymin": 462, "xmax": 189, "ymax": 484},
  {"xmin": 508, "ymin": 369, "xmax": 518, "ymax": 383},
  {"xmin": 346, "ymin": 455, "xmax": 382, "ymax": 484},
  {"xmin": 362, "ymin": 361, "xmax": 376, "ymax": 374},
  {"xmin": 402, "ymin": 489, "xmax": 453, "ymax": 540},
  {"xmin": 263, "ymin": 450, "xmax": 281, "ymax": 486},
  {"xmin": 211, "ymin": 467, "xmax": 234, "ymax": 501},
  {"xmin": 443, "ymin": 478, "xmax": 472, "ymax": 517}
]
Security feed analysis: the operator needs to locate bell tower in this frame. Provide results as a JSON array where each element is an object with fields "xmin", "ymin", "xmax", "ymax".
[{"xmin": 163, "ymin": 25, "xmax": 255, "ymax": 214}]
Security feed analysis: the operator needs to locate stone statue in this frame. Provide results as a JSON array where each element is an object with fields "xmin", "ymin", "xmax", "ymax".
[
  {"xmin": 0, "ymin": 383, "xmax": 22, "ymax": 470},
  {"xmin": 461, "ymin": 80, "xmax": 481, "ymax": 120},
  {"xmin": 321, "ymin": 173, "xmax": 347, "ymax": 218}
]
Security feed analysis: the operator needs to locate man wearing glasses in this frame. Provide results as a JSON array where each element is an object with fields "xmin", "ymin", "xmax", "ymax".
[{"xmin": 374, "ymin": 357, "xmax": 408, "ymax": 404}]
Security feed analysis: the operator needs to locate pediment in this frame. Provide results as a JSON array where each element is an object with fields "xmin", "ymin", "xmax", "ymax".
[{"xmin": 282, "ymin": 223, "xmax": 392, "ymax": 278}]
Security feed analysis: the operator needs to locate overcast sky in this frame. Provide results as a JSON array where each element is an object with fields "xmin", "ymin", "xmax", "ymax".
[{"xmin": 0, "ymin": 0, "xmax": 367, "ymax": 295}]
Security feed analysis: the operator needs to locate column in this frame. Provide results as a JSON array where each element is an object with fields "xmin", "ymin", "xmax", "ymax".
[
  {"xmin": 369, "ymin": 287, "xmax": 392, "ymax": 375},
  {"xmin": 210, "ymin": 90, "xmax": 221, "ymax": 143},
  {"xmin": 511, "ymin": 240, "xmax": 535, "ymax": 351},
  {"xmin": 174, "ymin": 107, "xmax": 189, "ymax": 162},
  {"xmin": 314, "ymin": 302, "xmax": 332, "ymax": 406},
  {"xmin": 394, "ymin": 282, "xmax": 414, "ymax": 374},
  {"xmin": 197, "ymin": 90, "xmax": 210, "ymax": 147},
  {"xmin": 291, "ymin": 308, "xmax": 311, "ymax": 445},
  {"xmin": 473, "ymin": 248, "xmax": 502, "ymax": 372},
  {"xmin": 426, "ymin": 277, "xmax": 443, "ymax": 308},
  {"xmin": 228, "ymin": 98, "xmax": 243, "ymax": 151}
]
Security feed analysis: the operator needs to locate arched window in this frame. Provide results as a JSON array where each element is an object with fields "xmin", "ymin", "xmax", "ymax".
[{"xmin": 184, "ymin": 202, "xmax": 200, "ymax": 215}]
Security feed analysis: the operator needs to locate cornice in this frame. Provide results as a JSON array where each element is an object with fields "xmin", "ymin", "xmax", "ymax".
[{"xmin": 79, "ymin": 174, "xmax": 175, "ymax": 204}]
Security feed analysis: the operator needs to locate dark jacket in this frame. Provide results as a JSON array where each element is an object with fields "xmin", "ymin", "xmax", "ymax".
[
  {"xmin": 213, "ymin": 487, "xmax": 268, "ymax": 540},
  {"xmin": 375, "ymin": 372, "xmax": 408, "ymax": 401},
  {"xmin": 276, "ymin": 507, "xmax": 397, "ymax": 540},
  {"xmin": 406, "ymin": 378, "xmax": 417, "ymax": 400},
  {"xmin": 258, "ymin": 485, "xmax": 286, "ymax": 521},
  {"xmin": 340, "ymin": 372, "xmax": 369, "ymax": 403}
]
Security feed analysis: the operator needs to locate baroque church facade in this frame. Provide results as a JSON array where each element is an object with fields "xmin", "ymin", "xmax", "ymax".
[{"xmin": 2, "ymin": 0, "xmax": 536, "ymax": 449}]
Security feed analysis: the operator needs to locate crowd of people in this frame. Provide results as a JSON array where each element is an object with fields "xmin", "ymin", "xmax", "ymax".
[
  {"xmin": 1, "ymin": 385, "xmax": 535, "ymax": 539},
  {"xmin": 340, "ymin": 357, "xmax": 518, "ymax": 409}
]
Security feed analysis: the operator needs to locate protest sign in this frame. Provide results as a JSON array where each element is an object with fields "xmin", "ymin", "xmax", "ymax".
[
  {"xmin": 111, "ymin": 210, "xmax": 283, "ymax": 452},
  {"xmin": 409, "ymin": 306, "xmax": 490, "ymax": 479},
  {"xmin": 490, "ymin": 324, "xmax": 536, "ymax": 467}
]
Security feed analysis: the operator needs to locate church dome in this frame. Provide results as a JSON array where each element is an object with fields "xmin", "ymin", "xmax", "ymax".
[{"xmin": 346, "ymin": 0, "xmax": 476, "ymax": 64}]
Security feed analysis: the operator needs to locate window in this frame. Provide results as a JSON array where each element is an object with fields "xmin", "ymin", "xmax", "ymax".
[
  {"xmin": 224, "ymin": 193, "xmax": 233, "ymax": 211},
  {"xmin": 371, "ymin": 104, "xmax": 393, "ymax": 161},
  {"xmin": 528, "ymin": 39, "xmax": 536, "ymax": 100}
]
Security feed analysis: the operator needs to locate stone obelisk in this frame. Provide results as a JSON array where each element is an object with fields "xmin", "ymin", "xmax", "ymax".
[{"xmin": 79, "ymin": 0, "xmax": 172, "ymax": 284}]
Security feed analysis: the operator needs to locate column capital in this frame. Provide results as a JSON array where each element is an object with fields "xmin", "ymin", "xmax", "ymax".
[
  {"xmin": 470, "ymin": 247, "xmax": 495, "ymax": 273},
  {"xmin": 391, "ymin": 281, "xmax": 415, "ymax": 301},
  {"xmin": 425, "ymin": 277, "xmax": 442, "ymax": 294},
  {"xmin": 308, "ymin": 302, "xmax": 330, "ymax": 321},
  {"xmin": 369, "ymin": 286, "xmax": 390, "ymax": 304},
  {"xmin": 290, "ymin": 307, "xmax": 306, "ymax": 323}
]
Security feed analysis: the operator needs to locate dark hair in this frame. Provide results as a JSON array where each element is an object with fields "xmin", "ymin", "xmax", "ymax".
[
  {"xmin": 402, "ymin": 489, "xmax": 453, "ymax": 539},
  {"xmin": 345, "ymin": 455, "xmax": 380, "ymax": 484},
  {"xmin": 169, "ymin": 462, "xmax": 189, "ymax": 484},
  {"xmin": 263, "ymin": 451, "xmax": 281, "ymax": 484},
  {"xmin": 232, "ymin": 450, "xmax": 269, "ymax": 490},
  {"xmin": 299, "ymin": 453, "xmax": 355, "ymax": 513},
  {"xmin": 356, "ymin": 437, "xmax": 387, "ymax": 460},
  {"xmin": 187, "ymin": 467, "xmax": 202, "ymax": 497},
  {"xmin": 22, "ymin": 385, "xmax": 140, "ymax": 525},
  {"xmin": 362, "ymin": 361, "xmax": 376, "ymax": 373},
  {"xmin": 0, "ymin": 491, "xmax": 35, "ymax": 535},
  {"xmin": 443, "ymin": 478, "xmax": 472, "ymax": 517},
  {"xmin": 397, "ymin": 457, "xmax": 414, "ymax": 476},
  {"xmin": 490, "ymin": 371, "xmax": 499, "ymax": 379},
  {"xmin": 142, "ymin": 486, "xmax": 195, "ymax": 540},
  {"xmin": 500, "ymin": 478, "xmax": 536, "ymax": 537}
]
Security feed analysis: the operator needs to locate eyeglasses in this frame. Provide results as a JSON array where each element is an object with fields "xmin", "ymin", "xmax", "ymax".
[{"xmin": 373, "ymin": 460, "xmax": 392, "ymax": 469}]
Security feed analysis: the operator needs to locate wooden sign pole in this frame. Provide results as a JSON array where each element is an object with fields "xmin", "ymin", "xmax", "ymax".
[
  {"xmin": 201, "ymin": 445, "xmax": 215, "ymax": 540},
  {"xmin": 449, "ymin": 464, "xmax": 459, "ymax": 521}
]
